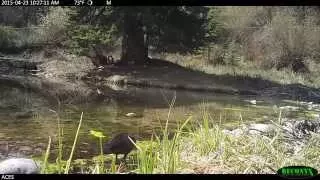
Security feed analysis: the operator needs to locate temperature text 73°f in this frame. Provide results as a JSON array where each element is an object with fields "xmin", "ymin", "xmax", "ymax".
[{"xmin": 74, "ymin": 0, "xmax": 92, "ymax": 6}]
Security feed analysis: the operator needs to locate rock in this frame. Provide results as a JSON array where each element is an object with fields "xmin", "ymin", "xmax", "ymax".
[
  {"xmin": 249, "ymin": 100, "xmax": 257, "ymax": 105},
  {"xmin": 222, "ymin": 128, "xmax": 245, "ymax": 137},
  {"xmin": 248, "ymin": 124, "xmax": 276, "ymax": 135},
  {"xmin": 281, "ymin": 119, "xmax": 320, "ymax": 139},
  {"xmin": 221, "ymin": 129, "xmax": 232, "ymax": 134},
  {"xmin": 223, "ymin": 123, "xmax": 277, "ymax": 137},
  {"xmin": 279, "ymin": 106, "xmax": 299, "ymax": 111},
  {"xmin": 106, "ymin": 75, "xmax": 128, "ymax": 85},
  {"xmin": 244, "ymin": 100, "xmax": 257, "ymax": 105},
  {"xmin": 230, "ymin": 128, "xmax": 245, "ymax": 136},
  {"xmin": 125, "ymin": 112, "xmax": 137, "ymax": 117},
  {"xmin": 0, "ymin": 158, "xmax": 40, "ymax": 174},
  {"xmin": 292, "ymin": 120, "xmax": 320, "ymax": 138}
]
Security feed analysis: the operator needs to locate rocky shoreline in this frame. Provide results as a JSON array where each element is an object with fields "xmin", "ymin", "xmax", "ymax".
[{"xmin": 223, "ymin": 118, "xmax": 320, "ymax": 154}]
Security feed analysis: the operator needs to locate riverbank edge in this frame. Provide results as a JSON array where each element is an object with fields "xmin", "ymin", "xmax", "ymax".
[{"xmin": 1, "ymin": 48, "xmax": 320, "ymax": 103}]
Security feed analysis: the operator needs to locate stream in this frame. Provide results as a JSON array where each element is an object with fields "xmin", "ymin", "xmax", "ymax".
[{"xmin": 0, "ymin": 76, "xmax": 319, "ymax": 161}]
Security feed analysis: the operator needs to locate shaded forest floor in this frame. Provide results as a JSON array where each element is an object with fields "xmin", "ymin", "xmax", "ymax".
[{"xmin": 86, "ymin": 58, "xmax": 320, "ymax": 103}]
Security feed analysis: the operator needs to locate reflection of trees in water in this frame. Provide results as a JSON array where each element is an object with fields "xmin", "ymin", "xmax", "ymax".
[
  {"xmin": 0, "ymin": 83, "xmax": 50, "ymax": 119},
  {"xmin": 0, "ymin": 86, "xmax": 31, "ymax": 110}
]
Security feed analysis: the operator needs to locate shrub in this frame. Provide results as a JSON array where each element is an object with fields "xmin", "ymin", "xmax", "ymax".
[
  {"xmin": 66, "ymin": 24, "xmax": 119, "ymax": 56},
  {"xmin": 35, "ymin": 7, "xmax": 72, "ymax": 44},
  {"xmin": 205, "ymin": 6, "xmax": 320, "ymax": 73}
]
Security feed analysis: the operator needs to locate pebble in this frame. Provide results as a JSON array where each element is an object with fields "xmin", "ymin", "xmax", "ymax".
[{"xmin": 126, "ymin": 112, "xmax": 137, "ymax": 117}]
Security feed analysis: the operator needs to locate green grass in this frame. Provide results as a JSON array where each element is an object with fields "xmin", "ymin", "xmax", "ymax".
[
  {"xmin": 41, "ymin": 136, "xmax": 52, "ymax": 174},
  {"xmin": 36, "ymin": 102, "xmax": 320, "ymax": 174}
]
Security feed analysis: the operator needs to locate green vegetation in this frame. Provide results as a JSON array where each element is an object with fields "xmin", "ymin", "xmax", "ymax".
[
  {"xmin": 90, "ymin": 130, "xmax": 107, "ymax": 173},
  {"xmin": 34, "ymin": 102, "xmax": 320, "ymax": 174},
  {"xmin": 0, "ymin": 26, "xmax": 35, "ymax": 52},
  {"xmin": 1, "ymin": 6, "xmax": 319, "ymax": 87},
  {"xmin": 66, "ymin": 25, "xmax": 118, "ymax": 55}
]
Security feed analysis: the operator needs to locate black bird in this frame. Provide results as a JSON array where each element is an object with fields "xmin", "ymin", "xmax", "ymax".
[{"xmin": 103, "ymin": 133, "xmax": 137, "ymax": 162}]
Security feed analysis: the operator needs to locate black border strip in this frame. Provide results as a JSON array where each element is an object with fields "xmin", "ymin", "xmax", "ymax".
[
  {"xmin": 2, "ymin": 174, "xmax": 311, "ymax": 180},
  {"xmin": 109, "ymin": 0, "xmax": 320, "ymax": 6},
  {"xmin": 67, "ymin": 0, "xmax": 320, "ymax": 6},
  {"xmin": 1, "ymin": 0, "xmax": 319, "ymax": 6}
]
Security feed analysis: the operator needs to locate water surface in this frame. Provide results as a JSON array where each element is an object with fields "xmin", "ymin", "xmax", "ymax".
[{"xmin": 0, "ymin": 81, "xmax": 318, "ymax": 160}]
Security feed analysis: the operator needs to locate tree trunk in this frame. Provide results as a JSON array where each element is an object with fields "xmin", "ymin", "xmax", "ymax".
[{"xmin": 120, "ymin": 13, "xmax": 148, "ymax": 65}]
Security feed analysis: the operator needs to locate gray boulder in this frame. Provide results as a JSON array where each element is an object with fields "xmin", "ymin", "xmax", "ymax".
[
  {"xmin": 292, "ymin": 120, "xmax": 320, "ymax": 138},
  {"xmin": 0, "ymin": 158, "xmax": 40, "ymax": 174}
]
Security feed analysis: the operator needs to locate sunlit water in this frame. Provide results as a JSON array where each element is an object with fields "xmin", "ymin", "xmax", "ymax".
[{"xmin": 0, "ymin": 80, "xmax": 319, "ymax": 160}]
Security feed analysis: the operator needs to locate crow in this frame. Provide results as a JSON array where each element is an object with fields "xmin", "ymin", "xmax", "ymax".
[{"xmin": 103, "ymin": 133, "xmax": 137, "ymax": 162}]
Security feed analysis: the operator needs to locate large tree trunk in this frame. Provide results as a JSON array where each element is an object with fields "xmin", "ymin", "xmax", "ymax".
[{"xmin": 120, "ymin": 13, "xmax": 148, "ymax": 65}]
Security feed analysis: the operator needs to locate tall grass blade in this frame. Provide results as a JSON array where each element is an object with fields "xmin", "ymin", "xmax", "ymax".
[
  {"xmin": 41, "ymin": 136, "xmax": 52, "ymax": 174},
  {"xmin": 64, "ymin": 112, "xmax": 84, "ymax": 174}
]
